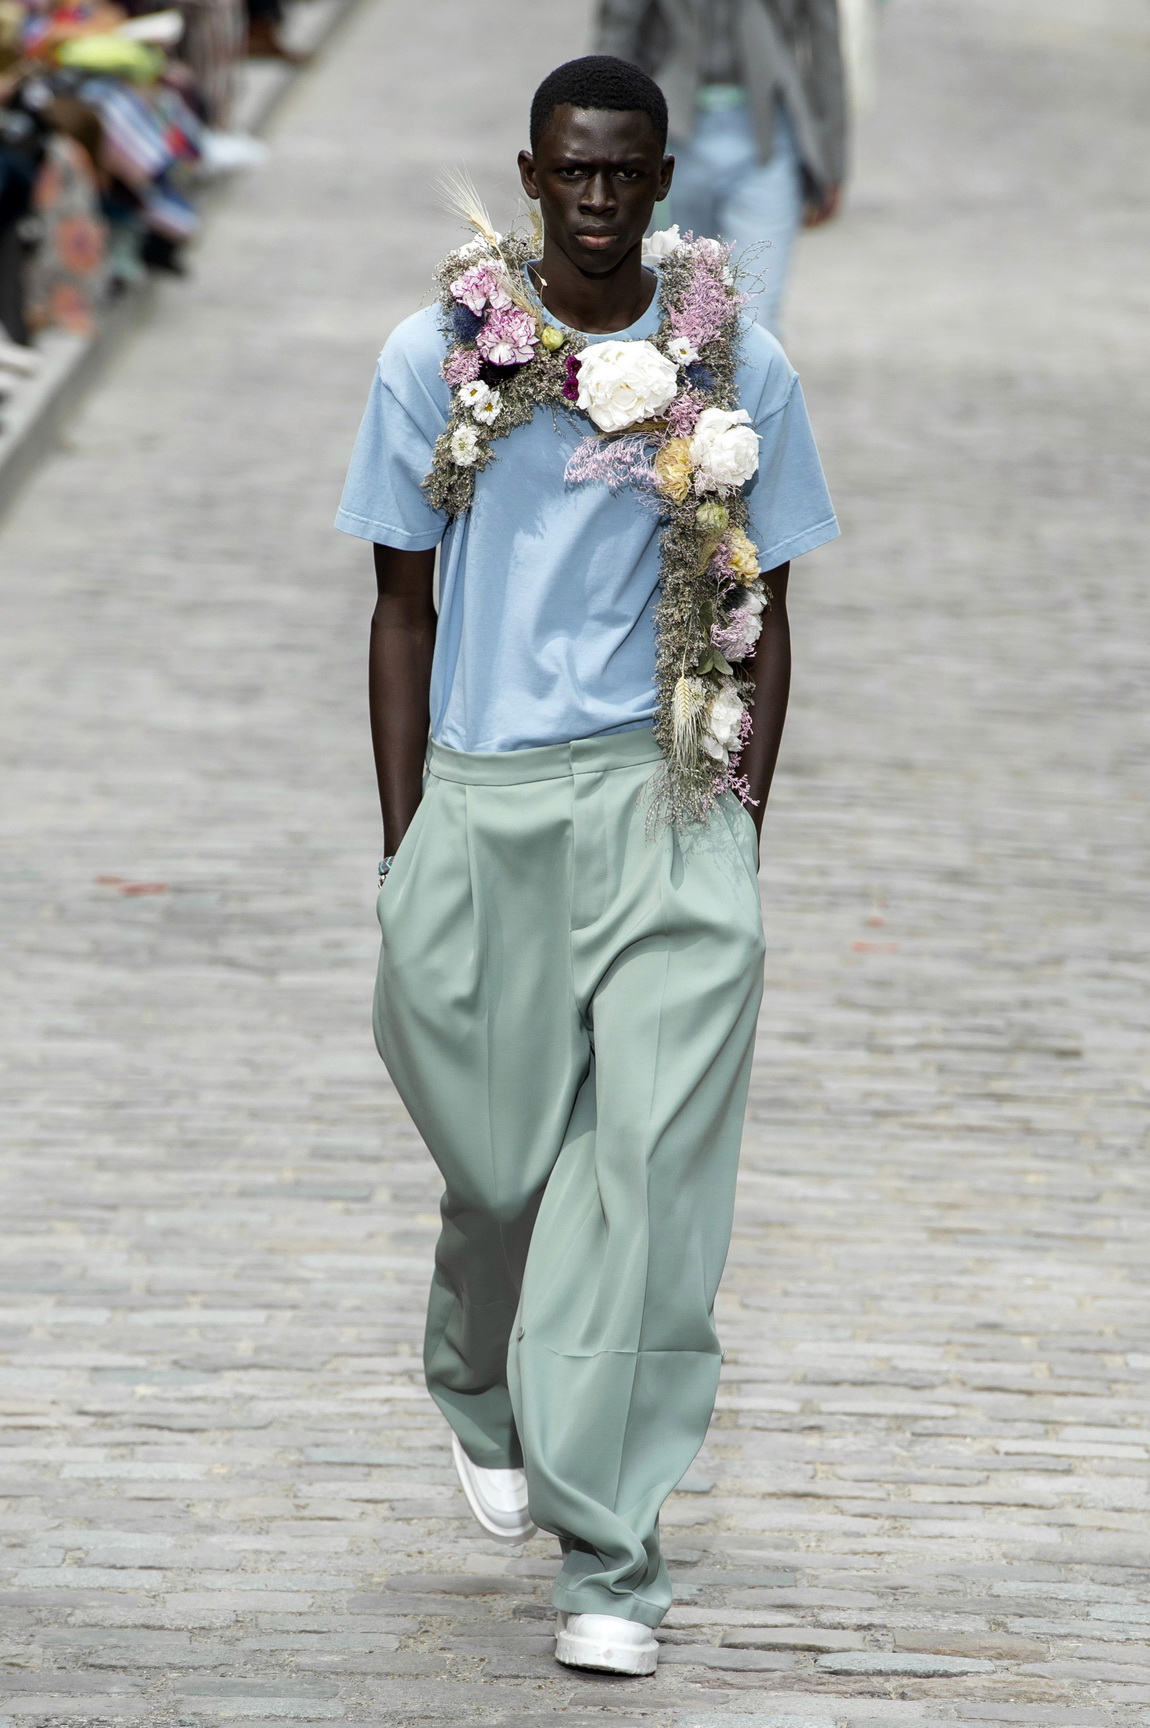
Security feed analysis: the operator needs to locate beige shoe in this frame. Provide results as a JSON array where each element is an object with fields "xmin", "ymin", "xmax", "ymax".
[{"xmin": 554, "ymin": 1610, "xmax": 658, "ymax": 1675}]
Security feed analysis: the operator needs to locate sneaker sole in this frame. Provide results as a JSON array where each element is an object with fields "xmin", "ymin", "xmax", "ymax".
[{"xmin": 554, "ymin": 1629, "xmax": 658, "ymax": 1676}]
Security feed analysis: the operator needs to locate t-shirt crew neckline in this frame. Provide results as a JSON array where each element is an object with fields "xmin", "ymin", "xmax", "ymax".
[{"xmin": 528, "ymin": 266, "xmax": 662, "ymax": 345}]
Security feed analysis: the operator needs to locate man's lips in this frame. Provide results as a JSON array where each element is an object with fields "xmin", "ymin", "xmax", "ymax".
[{"xmin": 575, "ymin": 232, "xmax": 620, "ymax": 249}]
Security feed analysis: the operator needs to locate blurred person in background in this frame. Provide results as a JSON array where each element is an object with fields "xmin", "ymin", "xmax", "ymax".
[
  {"xmin": 595, "ymin": 0, "xmax": 846, "ymax": 331},
  {"xmin": 243, "ymin": 0, "xmax": 307, "ymax": 64},
  {"xmin": 837, "ymin": 0, "xmax": 879, "ymax": 120}
]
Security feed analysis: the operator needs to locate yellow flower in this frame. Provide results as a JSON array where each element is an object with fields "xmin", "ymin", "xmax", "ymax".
[
  {"xmin": 726, "ymin": 526, "xmax": 761, "ymax": 583},
  {"xmin": 695, "ymin": 500, "xmax": 729, "ymax": 535},
  {"xmin": 540, "ymin": 324, "xmax": 566, "ymax": 352},
  {"xmin": 654, "ymin": 438, "xmax": 693, "ymax": 502}
]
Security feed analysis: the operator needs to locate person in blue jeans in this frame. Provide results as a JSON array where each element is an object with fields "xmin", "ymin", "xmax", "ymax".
[{"xmin": 596, "ymin": 0, "xmax": 846, "ymax": 331}]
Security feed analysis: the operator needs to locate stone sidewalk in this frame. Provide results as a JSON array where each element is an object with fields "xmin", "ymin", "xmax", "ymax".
[{"xmin": 1, "ymin": 0, "xmax": 1148, "ymax": 1723}]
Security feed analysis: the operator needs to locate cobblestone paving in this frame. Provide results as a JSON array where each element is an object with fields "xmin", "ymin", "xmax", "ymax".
[{"xmin": 1, "ymin": 0, "xmax": 1149, "ymax": 1723}]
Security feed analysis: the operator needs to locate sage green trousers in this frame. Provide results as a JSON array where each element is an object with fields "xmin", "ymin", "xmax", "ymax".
[{"xmin": 373, "ymin": 728, "xmax": 764, "ymax": 1626}]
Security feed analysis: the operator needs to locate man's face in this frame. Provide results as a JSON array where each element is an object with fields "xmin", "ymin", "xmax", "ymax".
[{"xmin": 518, "ymin": 105, "xmax": 673, "ymax": 276}]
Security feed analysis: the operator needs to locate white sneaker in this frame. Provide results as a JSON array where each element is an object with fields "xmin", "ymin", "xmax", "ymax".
[
  {"xmin": 450, "ymin": 1432, "xmax": 536, "ymax": 1542},
  {"xmin": 554, "ymin": 1610, "xmax": 659, "ymax": 1675}
]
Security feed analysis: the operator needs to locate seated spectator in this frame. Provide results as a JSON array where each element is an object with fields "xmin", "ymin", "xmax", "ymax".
[
  {"xmin": 0, "ymin": 0, "xmax": 277, "ymax": 345},
  {"xmin": 25, "ymin": 91, "xmax": 109, "ymax": 332}
]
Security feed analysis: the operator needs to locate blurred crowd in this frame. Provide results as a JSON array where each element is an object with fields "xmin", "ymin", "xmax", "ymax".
[{"xmin": 0, "ymin": 0, "xmax": 299, "ymax": 389}]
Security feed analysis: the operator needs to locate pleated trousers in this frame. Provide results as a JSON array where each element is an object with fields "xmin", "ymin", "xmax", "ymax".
[{"xmin": 373, "ymin": 727, "xmax": 765, "ymax": 1626}]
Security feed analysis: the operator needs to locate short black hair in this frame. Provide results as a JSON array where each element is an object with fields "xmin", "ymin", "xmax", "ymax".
[{"xmin": 530, "ymin": 55, "xmax": 668, "ymax": 153}]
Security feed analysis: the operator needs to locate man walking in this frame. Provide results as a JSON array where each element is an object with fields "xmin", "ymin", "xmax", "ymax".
[
  {"xmin": 595, "ymin": 0, "xmax": 846, "ymax": 330},
  {"xmin": 336, "ymin": 55, "xmax": 837, "ymax": 1675}
]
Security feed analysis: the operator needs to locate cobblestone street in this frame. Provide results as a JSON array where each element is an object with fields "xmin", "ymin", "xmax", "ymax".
[{"xmin": 1, "ymin": 0, "xmax": 1148, "ymax": 1722}]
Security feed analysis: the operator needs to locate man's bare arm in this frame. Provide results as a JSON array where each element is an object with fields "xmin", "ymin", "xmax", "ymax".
[
  {"xmin": 740, "ymin": 562, "xmax": 791, "ymax": 844},
  {"xmin": 369, "ymin": 544, "xmax": 437, "ymax": 855}
]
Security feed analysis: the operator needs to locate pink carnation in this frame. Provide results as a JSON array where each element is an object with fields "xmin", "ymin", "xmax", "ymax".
[
  {"xmin": 476, "ymin": 304, "xmax": 538, "ymax": 367},
  {"xmin": 450, "ymin": 263, "xmax": 512, "ymax": 317},
  {"xmin": 442, "ymin": 347, "xmax": 482, "ymax": 387}
]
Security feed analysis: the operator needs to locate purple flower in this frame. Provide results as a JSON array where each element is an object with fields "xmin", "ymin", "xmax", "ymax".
[
  {"xmin": 452, "ymin": 303, "xmax": 485, "ymax": 342},
  {"xmin": 669, "ymin": 239, "xmax": 741, "ymax": 351},
  {"xmin": 708, "ymin": 540, "xmax": 738, "ymax": 586},
  {"xmin": 477, "ymin": 360, "xmax": 521, "ymax": 388},
  {"xmin": 685, "ymin": 362, "xmax": 715, "ymax": 392},
  {"xmin": 564, "ymin": 433, "xmax": 657, "ymax": 492},
  {"xmin": 562, "ymin": 353, "xmax": 582, "ymax": 402},
  {"xmin": 442, "ymin": 347, "xmax": 482, "ymax": 387},
  {"xmin": 666, "ymin": 390, "xmax": 704, "ymax": 437},
  {"xmin": 476, "ymin": 305, "xmax": 539, "ymax": 367},
  {"xmin": 712, "ymin": 604, "xmax": 763, "ymax": 662}
]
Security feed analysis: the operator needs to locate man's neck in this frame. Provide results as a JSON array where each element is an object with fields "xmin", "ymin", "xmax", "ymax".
[{"xmin": 532, "ymin": 239, "xmax": 657, "ymax": 335}]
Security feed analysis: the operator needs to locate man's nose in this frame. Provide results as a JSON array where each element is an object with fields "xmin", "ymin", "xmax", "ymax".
[{"xmin": 579, "ymin": 173, "xmax": 617, "ymax": 211}]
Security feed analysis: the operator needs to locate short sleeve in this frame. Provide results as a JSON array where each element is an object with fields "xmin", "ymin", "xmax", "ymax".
[
  {"xmin": 334, "ymin": 307, "xmax": 451, "ymax": 550},
  {"xmin": 738, "ymin": 323, "xmax": 839, "ymax": 571}
]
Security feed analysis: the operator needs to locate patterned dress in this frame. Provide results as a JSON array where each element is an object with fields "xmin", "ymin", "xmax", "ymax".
[{"xmin": 25, "ymin": 132, "xmax": 110, "ymax": 337}]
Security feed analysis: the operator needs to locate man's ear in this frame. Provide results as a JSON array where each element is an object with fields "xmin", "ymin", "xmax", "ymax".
[
  {"xmin": 518, "ymin": 149, "xmax": 540, "ymax": 200},
  {"xmin": 657, "ymin": 153, "xmax": 675, "ymax": 202}
]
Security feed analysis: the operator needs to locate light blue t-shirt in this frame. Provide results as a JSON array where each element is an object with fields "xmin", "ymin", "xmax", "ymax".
[{"xmin": 336, "ymin": 286, "xmax": 838, "ymax": 753}]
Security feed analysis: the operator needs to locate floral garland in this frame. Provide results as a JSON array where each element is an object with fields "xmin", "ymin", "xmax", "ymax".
[{"xmin": 423, "ymin": 209, "xmax": 768, "ymax": 828}]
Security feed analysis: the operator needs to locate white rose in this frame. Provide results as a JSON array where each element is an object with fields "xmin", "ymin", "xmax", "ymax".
[
  {"xmin": 575, "ymin": 339, "xmax": 679, "ymax": 434},
  {"xmin": 641, "ymin": 224, "xmax": 682, "ymax": 263},
  {"xmin": 688, "ymin": 407, "xmax": 760, "ymax": 494},
  {"xmin": 702, "ymin": 680, "xmax": 745, "ymax": 762},
  {"xmin": 450, "ymin": 423, "xmax": 481, "ymax": 466}
]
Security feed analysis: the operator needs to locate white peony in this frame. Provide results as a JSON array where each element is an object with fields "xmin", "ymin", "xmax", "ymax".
[
  {"xmin": 667, "ymin": 334, "xmax": 699, "ymax": 366},
  {"xmin": 575, "ymin": 339, "xmax": 679, "ymax": 433},
  {"xmin": 689, "ymin": 407, "xmax": 760, "ymax": 494},
  {"xmin": 701, "ymin": 680, "xmax": 746, "ymax": 763},
  {"xmin": 642, "ymin": 225, "xmax": 682, "ymax": 263},
  {"xmin": 450, "ymin": 423, "xmax": 481, "ymax": 466},
  {"xmin": 473, "ymin": 389, "xmax": 502, "ymax": 426},
  {"xmin": 456, "ymin": 379, "xmax": 490, "ymax": 410}
]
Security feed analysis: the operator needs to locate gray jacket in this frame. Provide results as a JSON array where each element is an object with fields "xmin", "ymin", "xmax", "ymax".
[{"xmin": 595, "ymin": 0, "xmax": 846, "ymax": 190}]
